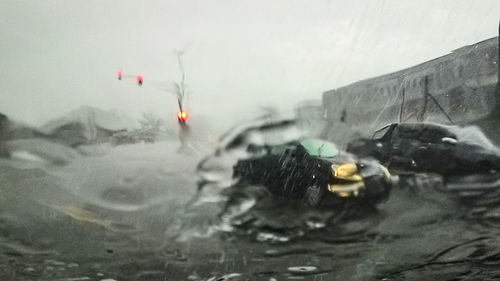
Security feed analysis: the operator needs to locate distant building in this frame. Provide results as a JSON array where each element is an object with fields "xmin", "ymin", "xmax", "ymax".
[
  {"xmin": 322, "ymin": 30, "xmax": 499, "ymax": 144},
  {"xmin": 40, "ymin": 106, "xmax": 139, "ymax": 146}
]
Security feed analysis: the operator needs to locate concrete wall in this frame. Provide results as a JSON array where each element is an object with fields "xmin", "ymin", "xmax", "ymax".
[{"xmin": 322, "ymin": 35, "xmax": 499, "ymax": 146}]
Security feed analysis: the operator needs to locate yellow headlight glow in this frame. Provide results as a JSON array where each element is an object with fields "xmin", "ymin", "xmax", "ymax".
[
  {"xmin": 332, "ymin": 163, "xmax": 362, "ymax": 181},
  {"xmin": 328, "ymin": 182, "xmax": 365, "ymax": 197},
  {"xmin": 334, "ymin": 163, "xmax": 357, "ymax": 177}
]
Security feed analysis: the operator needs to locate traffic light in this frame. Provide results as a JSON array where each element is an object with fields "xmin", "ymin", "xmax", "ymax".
[
  {"xmin": 117, "ymin": 70, "xmax": 122, "ymax": 80},
  {"xmin": 137, "ymin": 75, "xmax": 143, "ymax": 86},
  {"xmin": 177, "ymin": 110, "xmax": 188, "ymax": 122}
]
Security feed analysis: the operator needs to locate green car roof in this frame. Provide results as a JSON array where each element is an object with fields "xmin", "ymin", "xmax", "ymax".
[{"xmin": 299, "ymin": 138, "xmax": 340, "ymax": 158}]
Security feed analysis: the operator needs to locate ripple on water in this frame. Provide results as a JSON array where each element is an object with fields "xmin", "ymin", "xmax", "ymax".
[
  {"xmin": 118, "ymin": 173, "xmax": 138, "ymax": 186},
  {"xmin": 287, "ymin": 266, "xmax": 318, "ymax": 274},
  {"xmin": 107, "ymin": 222, "xmax": 141, "ymax": 234},
  {"xmin": 100, "ymin": 186, "xmax": 145, "ymax": 211},
  {"xmin": 207, "ymin": 273, "xmax": 242, "ymax": 281},
  {"xmin": 256, "ymin": 232, "xmax": 292, "ymax": 243},
  {"xmin": 156, "ymin": 247, "xmax": 188, "ymax": 263}
]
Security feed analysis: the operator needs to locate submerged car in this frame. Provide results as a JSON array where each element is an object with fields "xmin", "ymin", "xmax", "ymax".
[
  {"xmin": 232, "ymin": 138, "xmax": 392, "ymax": 207},
  {"xmin": 346, "ymin": 123, "xmax": 500, "ymax": 194}
]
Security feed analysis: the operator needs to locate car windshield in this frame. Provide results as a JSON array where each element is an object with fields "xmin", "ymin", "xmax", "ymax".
[
  {"xmin": 372, "ymin": 124, "xmax": 393, "ymax": 139},
  {"xmin": 300, "ymin": 138, "xmax": 339, "ymax": 158}
]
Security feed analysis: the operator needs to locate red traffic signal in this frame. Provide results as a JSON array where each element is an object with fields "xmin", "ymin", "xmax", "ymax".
[
  {"xmin": 116, "ymin": 70, "xmax": 143, "ymax": 87},
  {"xmin": 177, "ymin": 110, "xmax": 188, "ymax": 122}
]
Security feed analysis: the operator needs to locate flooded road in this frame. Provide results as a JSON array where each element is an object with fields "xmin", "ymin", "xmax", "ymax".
[
  {"xmin": 0, "ymin": 141, "xmax": 199, "ymax": 280},
  {"xmin": 2, "ymin": 134, "xmax": 500, "ymax": 281}
]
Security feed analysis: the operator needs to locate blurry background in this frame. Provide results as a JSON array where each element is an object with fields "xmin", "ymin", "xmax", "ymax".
[{"xmin": 1, "ymin": 0, "xmax": 499, "ymax": 129}]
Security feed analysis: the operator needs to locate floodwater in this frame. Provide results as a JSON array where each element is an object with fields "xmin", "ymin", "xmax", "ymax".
[{"xmin": 2, "ymin": 120, "xmax": 500, "ymax": 281}]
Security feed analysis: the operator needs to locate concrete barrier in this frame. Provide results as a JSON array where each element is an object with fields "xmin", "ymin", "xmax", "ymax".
[{"xmin": 319, "ymin": 24, "xmax": 500, "ymax": 146}]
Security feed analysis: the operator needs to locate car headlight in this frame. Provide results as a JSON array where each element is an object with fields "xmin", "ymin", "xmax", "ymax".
[
  {"xmin": 328, "ymin": 163, "xmax": 365, "ymax": 197},
  {"xmin": 328, "ymin": 181, "xmax": 365, "ymax": 197},
  {"xmin": 332, "ymin": 163, "xmax": 362, "ymax": 181}
]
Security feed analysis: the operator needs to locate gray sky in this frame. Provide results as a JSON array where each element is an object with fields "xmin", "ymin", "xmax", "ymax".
[{"xmin": 1, "ymin": 0, "xmax": 499, "ymax": 126}]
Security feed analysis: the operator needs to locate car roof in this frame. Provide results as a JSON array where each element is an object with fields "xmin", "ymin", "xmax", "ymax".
[
  {"xmin": 299, "ymin": 138, "xmax": 340, "ymax": 158},
  {"xmin": 395, "ymin": 123, "xmax": 457, "ymax": 141}
]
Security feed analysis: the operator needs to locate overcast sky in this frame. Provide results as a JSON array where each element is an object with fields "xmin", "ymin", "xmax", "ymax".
[{"xmin": 1, "ymin": 0, "xmax": 499, "ymax": 126}]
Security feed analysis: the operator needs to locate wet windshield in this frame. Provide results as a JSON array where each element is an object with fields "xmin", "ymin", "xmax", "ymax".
[{"xmin": 1, "ymin": 1, "xmax": 500, "ymax": 280}]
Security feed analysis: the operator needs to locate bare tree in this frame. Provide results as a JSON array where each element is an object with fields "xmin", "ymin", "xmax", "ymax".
[{"xmin": 138, "ymin": 111, "xmax": 164, "ymax": 131}]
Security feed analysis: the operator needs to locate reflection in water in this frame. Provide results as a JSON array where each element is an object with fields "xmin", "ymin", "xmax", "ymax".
[{"xmin": 1, "ymin": 116, "xmax": 500, "ymax": 280}]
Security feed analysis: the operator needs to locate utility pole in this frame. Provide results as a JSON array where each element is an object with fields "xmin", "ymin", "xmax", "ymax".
[{"xmin": 173, "ymin": 50, "xmax": 191, "ymax": 151}]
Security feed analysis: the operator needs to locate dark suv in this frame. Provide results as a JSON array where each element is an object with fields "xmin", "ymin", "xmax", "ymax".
[{"xmin": 347, "ymin": 123, "xmax": 500, "ymax": 194}]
